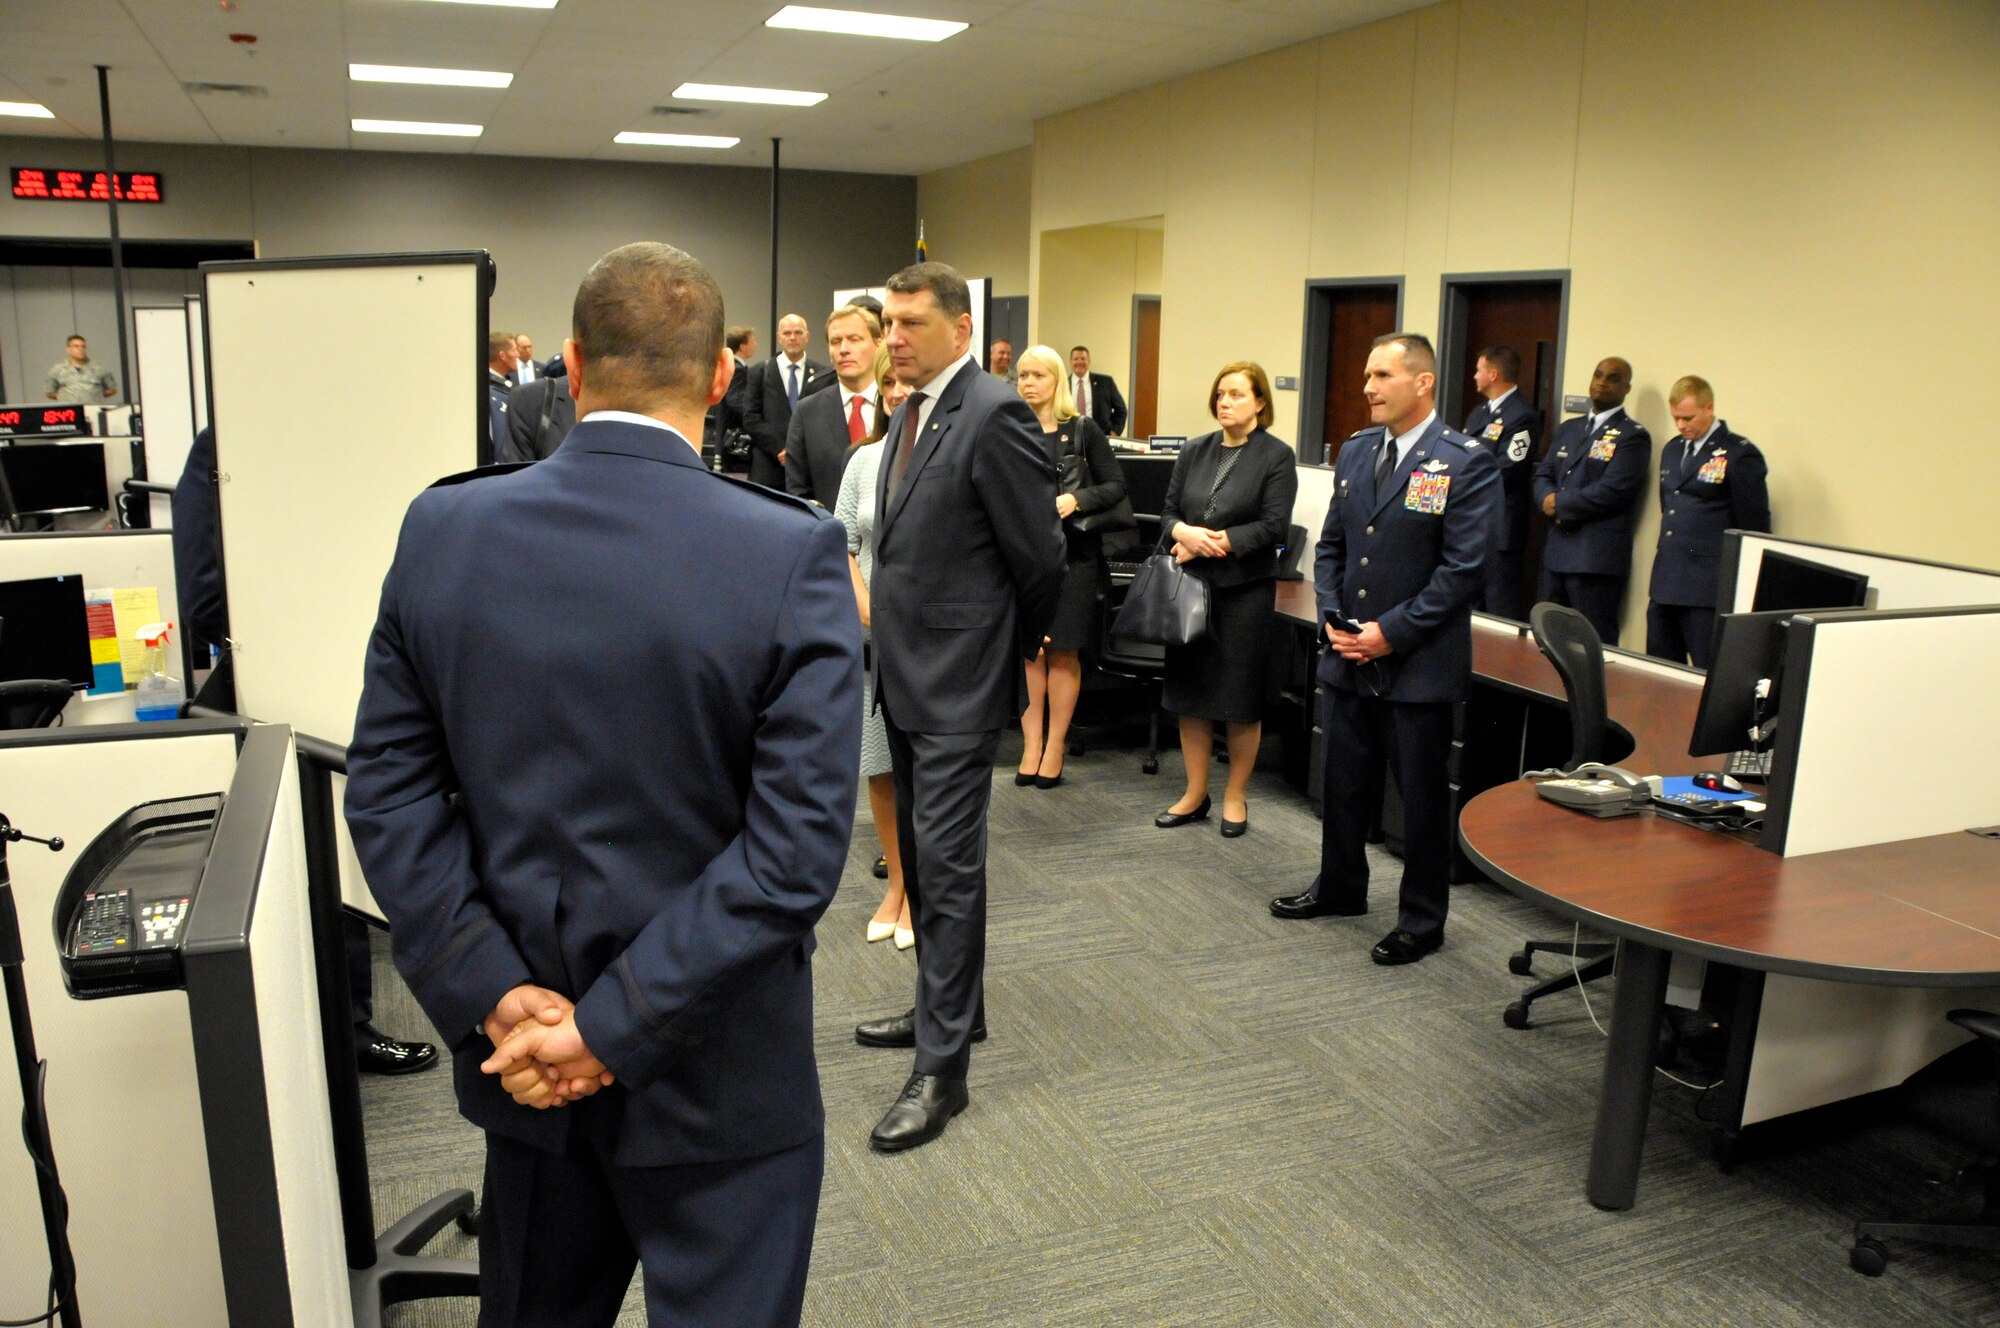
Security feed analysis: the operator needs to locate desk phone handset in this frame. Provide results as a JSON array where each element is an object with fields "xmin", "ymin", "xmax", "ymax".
[{"xmin": 1533, "ymin": 764, "xmax": 1654, "ymax": 818}]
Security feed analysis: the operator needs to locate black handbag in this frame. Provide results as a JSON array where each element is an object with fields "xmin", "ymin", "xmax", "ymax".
[
  {"xmin": 1112, "ymin": 550, "xmax": 1210, "ymax": 646},
  {"xmin": 1063, "ymin": 423, "xmax": 1137, "ymax": 534}
]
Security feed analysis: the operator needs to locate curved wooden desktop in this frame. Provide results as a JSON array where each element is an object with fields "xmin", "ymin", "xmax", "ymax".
[{"xmin": 1274, "ymin": 579, "xmax": 2000, "ymax": 1210}]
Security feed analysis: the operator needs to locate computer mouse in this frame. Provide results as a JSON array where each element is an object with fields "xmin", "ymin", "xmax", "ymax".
[{"xmin": 1693, "ymin": 771, "xmax": 1744, "ymax": 793}]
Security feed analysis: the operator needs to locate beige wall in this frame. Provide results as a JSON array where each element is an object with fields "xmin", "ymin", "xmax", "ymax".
[
  {"xmin": 923, "ymin": 0, "xmax": 2000, "ymax": 645},
  {"xmin": 915, "ymin": 147, "xmax": 1031, "ymax": 296},
  {"xmin": 1035, "ymin": 222, "xmax": 1161, "ymax": 408}
]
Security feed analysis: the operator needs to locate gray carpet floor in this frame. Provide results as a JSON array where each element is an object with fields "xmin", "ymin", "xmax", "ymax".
[{"xmin": 362, "ymin": 739, "xmax": 2000, "ymax": 1326}]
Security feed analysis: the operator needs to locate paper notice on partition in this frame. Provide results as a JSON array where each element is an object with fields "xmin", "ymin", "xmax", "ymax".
[
  {"xmin": 110, "ymin": 587, "xmax": 162, "ymax": 685},
  {"xmin": 84, "ymin": 594, "xmax": 123, "ymax": 695}
]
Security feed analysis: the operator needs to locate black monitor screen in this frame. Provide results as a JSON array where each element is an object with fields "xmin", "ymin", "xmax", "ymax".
[
  {"xmin": 1119, "ymin": 454, "xmax": 1177, "ymax": 518},
  {"xmin": 1751, "ymin": 550, "xmax": 1869, "ymax": 613},
  {"xmin": 1, "ymin": 442, "xmax": 110, "ymax": 514},
  {"xmin": 0, "ymin": 574, "xmax": 93, "ymax": 688},
  {"xmin": 1687, "ymin": 609, "xmax": 1793, "ymax": 757}
]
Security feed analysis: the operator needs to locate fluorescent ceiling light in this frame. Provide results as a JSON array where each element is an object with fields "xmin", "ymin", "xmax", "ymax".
[
  {"xmin": 409, "ymin": 1, "xmax": 559, "ymax": 9},
  {"xmin": 766, "ymin": 5, "xmax": 967, "ymax": 42},
  {"xmin": 672, "ymin": 82, "xmax": 826, "ymax": 107},
  {"xmin": 0, "ymin": 102, "xmax": 56, "ymax": 118},
  {"xmin": 352, "ymin": 118, "xmax": 483, "ymax": 137},
  {"xmin": 615, "ymin": 131, "xmax": 741, "ymax": 149},
  {"xmin": 350, "ymin": 64, "xmax": 513, "ymax": 89}
]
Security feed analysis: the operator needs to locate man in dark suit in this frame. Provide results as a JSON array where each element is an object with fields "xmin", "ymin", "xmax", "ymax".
[
  {"xmin": 854, "ymin": 262, "xmax": 1065, "ymax": 1151},
  {"xmin": 1069, "ymin": 345, "xmax": 1128, "ymax": 436},
  {"xmin": 1646, "ymin": 375, "xmax": 1772, "ymax": 666},
  {"xmin": 785, "ymin": 304, "xmax": 881, "ymax": 506},
  {"xmin": 1461, "ymin": 345, "xmax": 1541, "ymax": 619},
  {"xmin": 705, "ymin": 325, "xmax": 756, "ymax": 461},
  {"xmin": 1271, "ymin": 333, "xmax": 1497, "ymax": 966},
  {"xmin": 1533, "ymin": 356, "xmax": 1652, "ymax": 645},
  {"xmin": 512, "ymin": 333, "xmax": 540, "ymax": 386},
  {"xmin": 346, "ymin": 242, "xmax": 861, "ymax": 1327},
  {"xmin": 742, "ymin": 313, "xmax": 832, "ymax": 488},
  {"xmin": 501, "ymin": 366, "xmax": 576, "ymax": 465}
]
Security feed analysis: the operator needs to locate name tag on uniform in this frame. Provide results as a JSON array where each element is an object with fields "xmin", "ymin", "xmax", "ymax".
[
  {"xmin": 1697, "ymin": 455, "xmax": 1728, "ymax": 484},
  {"xmin": 1588, "ymin": 438, "xmax": 1617, "ymax": 462},
  {"xmin": 1405, "ymin": 472, "xmax": 1450, "ymax": 514},
  {"xmin": 1482, "ymin": 420, "xmax": 1504, "ymax": 442}
]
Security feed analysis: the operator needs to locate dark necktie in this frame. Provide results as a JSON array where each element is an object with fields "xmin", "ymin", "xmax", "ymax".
[
  {"xmin": 889, "ymin": 392, "xmax": 927, "ymax": 496},
  {"xmin": 1374, "ymin": 432, "xmax": 1397, "ymax": 492},
  {"xmin": 787, "ymin": 361, "xmax": 800, "ymax": 408}
]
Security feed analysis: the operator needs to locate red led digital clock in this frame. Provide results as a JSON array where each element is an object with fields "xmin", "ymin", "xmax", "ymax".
[{"xmin": 10, "ymin": 168, "xmax": 164, "ymax": 203}]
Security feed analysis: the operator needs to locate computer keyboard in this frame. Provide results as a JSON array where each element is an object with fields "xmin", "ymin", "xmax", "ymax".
[
  {"xmin": 1107, "ymin": 559, "xmax": 1145, "ymax": 580},
  {"xmin": 1725, "ymin": 749, "xmax": 1773, "ymax": 782}
]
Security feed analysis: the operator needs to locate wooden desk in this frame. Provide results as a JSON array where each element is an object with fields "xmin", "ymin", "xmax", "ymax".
[{"xmin": 1462, "ymin": 782, "xmax": 2000, "ymax": 1209}]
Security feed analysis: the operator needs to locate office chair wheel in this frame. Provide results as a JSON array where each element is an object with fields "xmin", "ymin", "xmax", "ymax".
[
  {"xmin": 1849, "ymin": 1237, "xmax": 1888, "ymax": 1277},
  {"xmin": 1142, "ymin": 757, "xmax": 1159, "ymax": 775},
  {"xmin": 1508, "ymin": 950, "xmax": 1535, "ymax": 977},
  {"xmin": 456, "ymin": 1205, "xmax": 480, "ymax": 1237},
  {"xmin": 1504, "ymin": 1000, "xmax": 1532, "ymax": 1031}
]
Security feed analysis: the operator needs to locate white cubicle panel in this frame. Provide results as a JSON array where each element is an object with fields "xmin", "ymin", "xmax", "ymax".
[
  {"xmin": 1293, "ymin": 462, "xmax": 1334, "ymax": 549},
  {"xmin": 0, "ymin": 730, "xmax": 238, "ymax": 1325},
  {"xmin": 135, "ymin": 304, "xmax": 196, "ymax": 528},
  {"xmin": 1772, "ymin": 607, "xmax": 2000, "ymax": 857},
  {"xmin": 1726, "ymin": 532, "xmax": 2000, "ymax": 612},
  {"xmin": 187, "ymin": 294, "xmax": 209, "ymax": 433},
  {"xmin": 0, "ymin": 529, "xmax": 184, "ymax": 724}
]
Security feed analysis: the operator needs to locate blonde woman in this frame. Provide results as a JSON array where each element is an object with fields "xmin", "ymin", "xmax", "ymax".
[
  {"xmin": 835, "ymin": 346, "xmax": 915, "ymax": 946},
  {"xmin": 1013, "ymin": 344, "xmax": 1127, "ymax": 787}
]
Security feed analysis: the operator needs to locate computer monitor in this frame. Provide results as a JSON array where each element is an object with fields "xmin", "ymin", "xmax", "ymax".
[
  {"xmin": 1751, "ymin": 550, "xmax": 1870, "ymax": 613},
  {"xmin": 0, "ymin": 442, "xmax": 111, "ymax": 515},
  {"xmin": 1119, "ymin": 453, "xmax": 1176, "ymax": 518},
  {"xmin": 0, "ymin": 574, "xmax": 93, "ymax": 689},
  {"xmin": 1687, "ymin": 609, "xmax": 1793, "ymax": 757}
]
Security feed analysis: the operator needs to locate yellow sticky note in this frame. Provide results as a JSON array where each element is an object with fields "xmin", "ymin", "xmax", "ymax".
[{"xmin": 110, "ymin": 587, "xmax": 163, "ymax": 686}]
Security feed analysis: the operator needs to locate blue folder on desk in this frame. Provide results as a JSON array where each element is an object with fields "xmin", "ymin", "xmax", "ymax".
[{"xmin": 1657, "ymin": 776, "xmax": 1759, "ymax": 803}]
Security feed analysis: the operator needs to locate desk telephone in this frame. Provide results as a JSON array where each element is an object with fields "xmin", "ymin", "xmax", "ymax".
[
  {"xmin": 54, "ymin": 793, "xmax": 223, "ymax": 999},
  {"xmin": 1533, "ymin": 764, "xmax": 1655, "ymax": 818}
]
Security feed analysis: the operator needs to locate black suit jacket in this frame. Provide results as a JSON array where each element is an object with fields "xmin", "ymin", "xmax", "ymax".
[
  {"xmin": 346, "ymin": 420, "xmax": 861, "ymax": 1167},
  {"xmin": 785, "ymin": 384, "xmax": 877, "ymax": 507},
  {"xmin": 1076, "ymin": 372, "xmax": 1128, "ymax": 436},
  {"xmin": 1159, "ymin": 429, "xmax": 1299, "ymax": 588},
  {"xmin": 501, "ymin": 376, "xmax": 576, "ymax": 464},
  {"xmin": 872, "ymin": 359, "xmax": 1067, "ymax": 734},
  {"xmin": 1460, "ymin": 390, "xmax": 1541, "ymax": 553},
  {"xmin": 742, "ymin": 355, "xmax": 833, "ymax": 487}
]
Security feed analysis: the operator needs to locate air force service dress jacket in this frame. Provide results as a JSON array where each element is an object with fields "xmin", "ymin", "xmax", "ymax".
[
  {"xmin": 345, "ymin": 417, "xmax": 863, "ymax": 1168},
  {"xmin": 1316, "ymin": 417, "xmax": 1500, "ymax": 703}
]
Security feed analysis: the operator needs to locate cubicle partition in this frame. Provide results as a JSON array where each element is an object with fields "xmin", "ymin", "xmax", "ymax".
[
  {"xmin": 0, "ymin": 720, "xmax": 349, "ymax": 1326},
  {"xmin": 204, "ymin": 251, "xmax": 491, "ymax": 918},
  {"xmin": 1721, "ymin": 530, "xmax": 2000, "ymax": 613},
  {"xmin": 0, "ymin": 529, "xmax": 187, "ymax": 722},
  {"xmin": 134, "ymin": 304, "xmax": 197, "ymax": 529}
]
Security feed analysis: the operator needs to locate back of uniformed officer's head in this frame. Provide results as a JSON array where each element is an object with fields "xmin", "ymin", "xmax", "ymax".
[{"xmin": 571, "ymin": 242, "xmax": 725, "ymax": 416}]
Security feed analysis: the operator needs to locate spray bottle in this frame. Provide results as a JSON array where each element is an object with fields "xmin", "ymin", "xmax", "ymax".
[{"xmin": 133, "ymin": 620, "xmax": 184, "ymax": 722}]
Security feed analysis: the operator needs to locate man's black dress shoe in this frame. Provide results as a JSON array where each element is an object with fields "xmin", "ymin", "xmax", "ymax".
[
  {"xmin": 870, "ymin": 1073, "xmax": 969, "ymax": 1153},
  {"xmin": 356, "ymin": 1028, "xmax": 439, "ymax": 1075},
  {"xmin": 854, "ymin": 1009, "xmax": 987, "ymax": 1048},
  {"xmin": 872, "ymin": 855, "xmax": 889, "ymax": 879},
  {"xmin": 1154, "ymin": 795, "xmax": 1211, "ymax": 829},
  {"xmin": 1371, "ymin": 929, "xmax": 1443, "ymax": 965},
  {"xmin": 1269, "ymin": 890, "xmax": 1367, "ymax": 920}
]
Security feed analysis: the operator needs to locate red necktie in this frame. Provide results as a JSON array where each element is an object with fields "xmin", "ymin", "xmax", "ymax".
[{"xmin": 848, "ymin": 393, "xmax": 867, "ymax": 443}]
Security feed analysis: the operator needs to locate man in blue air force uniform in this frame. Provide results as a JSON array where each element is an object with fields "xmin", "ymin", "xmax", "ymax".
[
  {"xmin": 1270, "ymin": 333, "xmax": 1497, "ymax": 966},
  {"xmin": 1646, "ymin": 374, "xmax": 1771, "ymax": 667},
  {"xmin": 1461, "ymin": 344, "xmax": 1541, "ymax": 619},
  {"xmin": 346, "ymin": 242, "xmax": 860, "ymax": 1328},
  {"xmin": 1533, "ymin": 356, "xmax": 1652, "ymax": 645}
]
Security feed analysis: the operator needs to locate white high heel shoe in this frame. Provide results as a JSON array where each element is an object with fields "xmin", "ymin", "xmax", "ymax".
[
  {"xmin": 894, "ymin": 923, "xmax": 915, "ymax": 950},
  {"xmin": 866, "ymin": 919, "xmax": 896, "ymax": 943}
]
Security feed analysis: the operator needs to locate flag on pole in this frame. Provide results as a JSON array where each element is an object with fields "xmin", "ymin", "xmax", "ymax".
[{"xmin": 916, "ymin": 221, "xmax": 927, "ymax": 262}]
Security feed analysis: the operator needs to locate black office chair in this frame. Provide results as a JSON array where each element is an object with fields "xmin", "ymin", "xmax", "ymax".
[
  {"xmin": 1077, "ymin": 601, "xmax": 1165, "ymax": 776},
  {"xmin": 1503, "ymin": 602, "xmax": 1618, "ymax": 1030},
  {"xmin": 1852, "ymin": 1009, "xmax": 2000, "ymax": 1275},
  {"xmin": 0, "ymin": 679, "xmax": 72, "ymax": 731}
]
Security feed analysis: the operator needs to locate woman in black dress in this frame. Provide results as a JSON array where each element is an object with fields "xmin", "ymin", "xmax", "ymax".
[
  {"xmin": 1014, "ymin": 343, "xmax": 1127, "ymax": 787},
  {"xmin": 1154, "ymin": 361, "xmax": 1298, "ymax": 837}
]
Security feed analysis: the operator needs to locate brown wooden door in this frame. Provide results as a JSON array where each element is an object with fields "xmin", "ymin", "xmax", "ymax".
[
  {"xmin": 1323, "ymin": 285, "xmax": 1399, "ymax": 465},
  {"xmin": 1131, "ymin": 296, "xmax": 1161, "ymax": 438},
  {"xmin": 1450, "ymin": 281, "xmax": 1562, "ymax": 430}
]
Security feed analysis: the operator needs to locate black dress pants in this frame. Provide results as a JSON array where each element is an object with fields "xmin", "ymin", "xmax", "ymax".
[
  {"xmin": 478, "ymin": 1129, "xmax": 821, "ymax": 1328},
  {"xmin": 1313, "ymin": 687, "xmax": 1456, "ymax": 941},
  {"xmin": 882, "ymin": 705, "xmax": 999, "ymax": 1079},
  {"xmin": 344, "ymin": 914, "xmax": 376, "ymax": 1029},
  {"xmin": 1539, "ymin": 570, "xmax": 1625, "ymax": 647},
  {"xmin": 1645, "ymin": 602, "xmax": 1717, "ymax": 669},
  {"xmin": 1477, "ymin": 546, "xmax": 1528, "ymax": 621}
]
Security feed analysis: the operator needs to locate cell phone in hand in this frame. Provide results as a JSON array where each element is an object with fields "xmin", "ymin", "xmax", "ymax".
[{"xmin": 1323, "ymin": 610, "xmax": 1365, "ymax": 636}]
